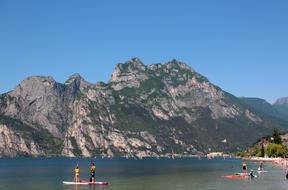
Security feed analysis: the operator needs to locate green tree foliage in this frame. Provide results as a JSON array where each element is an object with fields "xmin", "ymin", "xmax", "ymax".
[
  {"xmin": 252, "ymin": 146, "xmax": 260, "ymax": 157},
  {"xmin": 260, "ymin": 145, "xmax": 265, "ymax": 157},
  {"xmin": 236, "ymin": 151, "xmax": 250, "ymax": 157},
  {"xmin": 266, "ymin": 143, "xmax": 288, "ymax": 157},
  {"xmin": 272, "ymin": 128, "xmax": 282, "ymax": 144},
  {"xmin": 251, "ymin": 145, "xmax": 265, "ymax": 157}
]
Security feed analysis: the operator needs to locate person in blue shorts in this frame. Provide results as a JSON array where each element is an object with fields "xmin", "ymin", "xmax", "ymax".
[{"xmin": 90, "ymin": 162, "xmax": 96, "ymax": 182}]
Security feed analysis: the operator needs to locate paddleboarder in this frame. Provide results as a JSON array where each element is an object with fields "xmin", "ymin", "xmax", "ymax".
[
  {"xmin": 90, "ymin": 162, "xmax": 96, "ymax": 182},
  {"xmin": 258, "ymin": 161, "xmax": 264, "ymax": 171},
  {"xmin": 74, "ymin": 165, "xmax": 80, "ymax": 182},
  {"xmin": 249, "ymin": 169, "xmax": 255, "ymax": 178},
  {"xmin": 242, "ymin": 162, "xmax": 247, "ymax": 173}
]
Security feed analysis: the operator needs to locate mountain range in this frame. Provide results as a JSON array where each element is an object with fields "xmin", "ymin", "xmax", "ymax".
[
  {"xmin": 0, "ymin": 58, "xmax": 287, "ymax": 157},
  {"xmin": 240, "ymin": 97, "xmax": 288, "ymax": 122}
]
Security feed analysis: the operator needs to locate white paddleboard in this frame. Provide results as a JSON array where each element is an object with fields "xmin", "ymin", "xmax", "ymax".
[
  {"xmin": 63, "ymin": 181, "xmax": 109, "ymax": 185},
  {"xmin": 257, "ymin": 170, "xmax": 268, "ymax": 173},
  {"xmin": 63, "ymin": 181, "xmax": 88, "ymax": 185}
]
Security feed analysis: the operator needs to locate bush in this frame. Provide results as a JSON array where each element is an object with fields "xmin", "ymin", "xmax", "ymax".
[
  {"xmin": 260, "ymin": 145, "xmax": 265, "ymax": 157},
  {"xmin": 236, "ymin": 151, "xmax": 250, "ymax": 157},
  {"xmin": 266, "ymin": 143, "xmax": 288, "ymax": 157}
]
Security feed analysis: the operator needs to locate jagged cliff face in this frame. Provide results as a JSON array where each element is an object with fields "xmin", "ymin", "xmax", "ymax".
[
  {"xmin": 0, "ymin": 124, "xmax": 42, "ymax": 156},
  {"xmin": 0, "ymin": 58, "xmax": 283, "ymax": 157}
]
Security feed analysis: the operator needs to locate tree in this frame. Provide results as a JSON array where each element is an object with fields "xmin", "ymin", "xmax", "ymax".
[
  {"xmin": 266, "ymin": 143, "xmax": 288, "ymax": 157},
  {"xmin": 260, "ymin": 145, "xmax": 265, "ymax": 157},
  {"xmin": 272, "ymin": 128, "xmax": 282, "ymax": 145}
]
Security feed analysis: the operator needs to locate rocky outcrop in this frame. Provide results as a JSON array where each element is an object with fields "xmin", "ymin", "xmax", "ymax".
[
  {"xmin": 0, "ymin": 58, "xmax": 286, "ymax": 157},
  {"xmin": 1, "ymin": 76, "xmax": 70, "ymax": 137},
  {"xmin": 0, "ymin": 124, "xmax": 43, "ymax": 157},
  {"xmin": 110, "ymin": 58, "xmax": 148, "ymax": 90}
]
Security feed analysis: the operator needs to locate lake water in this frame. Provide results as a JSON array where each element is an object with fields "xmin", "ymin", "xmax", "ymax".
[{"xmin": 0, "ymin": 157, "xmax": 287, "ymax": 190}]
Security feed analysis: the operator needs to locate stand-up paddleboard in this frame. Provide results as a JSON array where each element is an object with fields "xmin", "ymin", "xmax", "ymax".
[
  {"xmin": 223, "ymin": 173, "xmax": 257, "ymax": 179},
  {"xmin": 222, "ymin": 175, "xmax": 249, "ymax": 179},
  {"xmin": 63, "ymin": 180, "xmax": 109, "ymax": 185},
  {"xmin": 235, "ymin": 172, "xmax": 248, "ymax": 176},
  {"xmin": 257, "ymin": 170, "xmax": 268, "ymax": 173},
  {"xmin": 63, "ymin": 181, "xmax": 89, "ymax": 185}
]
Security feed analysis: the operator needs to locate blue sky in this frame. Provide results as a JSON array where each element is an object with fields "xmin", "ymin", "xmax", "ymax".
[{"xmin": 0, "ymin": 0, "xmax": 287, "ymax": 103}]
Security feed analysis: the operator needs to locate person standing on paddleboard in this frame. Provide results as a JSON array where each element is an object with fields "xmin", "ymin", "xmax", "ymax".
[
  {"xmin": 242, "ymin": 162, "xmax": 247, "ymax": 173},
  {"xmin": 90, "ymin": 162, "xmax": 96, "ymax": 182},
  {"xmin": 75, "ymin": 165, "xmax": 80, "ymax": 182},
  {"xmin": 258, "ymin": 161, "xmax": 264, "ymax": 171}
]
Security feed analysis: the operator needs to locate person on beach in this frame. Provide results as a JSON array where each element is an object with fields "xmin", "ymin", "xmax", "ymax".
[
  {"xmin": 90, "ymin": 162, "xmax": 96, "ymax": 182},
  {"xmin": 74, "ymin": 165, "xmax": 80, "ymax": 182},
  {"xmin": 242, "ymin": 162, "xmax": 247, "ymax": 173}
]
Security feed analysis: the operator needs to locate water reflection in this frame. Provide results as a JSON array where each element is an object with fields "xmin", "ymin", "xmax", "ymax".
[
  {"xmin": 89, "ymin": 185, "xmax": 96, "ymax": 190},
  {"xmin": 74, "ymin": 185, "xmax": 79, "ymax": 190}
]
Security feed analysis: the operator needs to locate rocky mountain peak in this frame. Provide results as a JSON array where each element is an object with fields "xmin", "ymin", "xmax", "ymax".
[
  {"xmin": 10, "ymin": 76, "xmax": 58, "ymax": 98},
  {"xmin": 109, "ymin": 58, "xmax": 148, "ymax": 90},
  {"xmin": 65, "ymin": 73, "xmax": 91, "ymax": 93},
  {"xmin": 65, "ymin": 73, "xmax": 83, "ymax": 84},
  {"xmin": 165, "ymin": 59, "xmax": 195, "ymax": 72},
  {"xmin": 128, "ymin": 57, "xmax": 145, "ymax": 70},
  {"xmin": 21, "ymin": 75, "xmax": 56, "ymax": 85},
  {"xmin": 274, "ymin": 97, "xmax": 288, "ymax": 105},
  {"xmin": 110, "ymin": 58, "xmax": 146, "ymax": 81}
]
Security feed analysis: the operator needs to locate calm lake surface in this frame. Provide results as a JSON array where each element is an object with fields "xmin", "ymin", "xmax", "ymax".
[{"xmin": 0, "ymin": 157, "xmax": 287, "ymax": 190}]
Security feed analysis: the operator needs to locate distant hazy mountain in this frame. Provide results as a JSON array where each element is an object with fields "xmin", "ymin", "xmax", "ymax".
[
  {"xmin": 274, "ymin": 97, "xmax": 288, "ymax": 120},
  {"xmin": 240, "ymin": 98, "xmax": 280, "ymax": 118},
  {"xmin": 275, "ymin": 97, "xmax": 288, "ymax": 105},
  {"xmin": 0, "ymin": 58, "xmax": 286, "ymax": 157},
  {"xmin": 240, "ymin": 97, "xmax": 288, "ymax": 121}
]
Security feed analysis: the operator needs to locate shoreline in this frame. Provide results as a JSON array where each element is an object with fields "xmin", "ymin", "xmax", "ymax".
[
  {"xmin": 243, "ymin": 156, "xmax": 282, "ymax": 162},
  {"xmin": 243, "ymin": 156, "xmax": 288, "ymax": 170}
]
